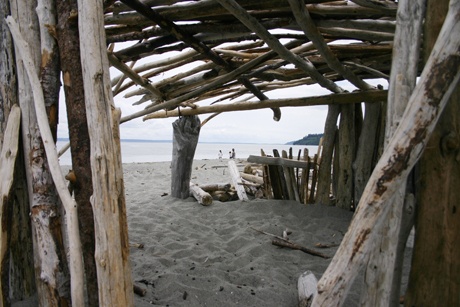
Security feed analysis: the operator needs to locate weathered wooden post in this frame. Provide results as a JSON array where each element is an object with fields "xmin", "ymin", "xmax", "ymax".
[
  {"xmin": 171, "ymin": 115, "xmax": 201, "ymax": 198},
  {"xmin": 77, "ymin": 0, "xmax": 134, "ymax": 304},
  {"xmin": 312, "ymin": 1, "xmax": 460, "ymax": 303},
  {"xmin": 360, "ymin": 0, "xmax": 425, "ymax": 305},
  {"xmin": 406, "ymin": 0, "xmax": 460, "ymax": 305}
]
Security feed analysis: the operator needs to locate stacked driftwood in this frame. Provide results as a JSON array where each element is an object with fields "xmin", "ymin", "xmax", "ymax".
[
  {"xmin": 189, "ymin": 147, "xmax": 320, "ymax": 205},
  {"xmin": 247, "ymin": 148, "xmax": 319, "ymax": 204},
  {"xmin": 189, "ymin": 159, "xmax": 265, "ymax": 205}
]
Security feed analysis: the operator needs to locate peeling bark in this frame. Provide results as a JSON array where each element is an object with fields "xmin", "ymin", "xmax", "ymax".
[{"xmin": 56, "ymin": 0, "xmax": 98, "ymax": 304}]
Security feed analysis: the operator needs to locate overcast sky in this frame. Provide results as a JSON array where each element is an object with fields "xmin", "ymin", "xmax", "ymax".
[{"xmin": 57, "ymin": 58, "xmax": 387, "ymax": 145}]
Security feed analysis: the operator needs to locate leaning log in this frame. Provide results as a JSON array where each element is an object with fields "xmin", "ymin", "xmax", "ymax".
[
  {"xmin": 360, "ymin": 0, "xmax": 425, "ymax": 305},
  {"xmin": 190, "ymin": 183, "xmax": 213, "ymax": 206},
  {"xmin": 7, "ymin": 15, "xmax": 76, "ymax": 306},
  {"xmin": 228, "ymin": 160, "xmax": 249, "ymax": 201},
  {"xmin": 0, "ymin": 105, "xmax": 20, "ymax": 306},
  {"xmin": 312, "ymin": 4, "xmax": 460, "ymax": 304},
  {"xmin": 171, "ymin": 115, "xmax": 201, "ymax": 198},
  {"xmin": 406, "ymin": 0, "xmax": 460, "ymax": 305}
]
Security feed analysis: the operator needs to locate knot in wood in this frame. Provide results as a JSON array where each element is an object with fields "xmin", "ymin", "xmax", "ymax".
[{"xmin": 441, "ymin": 131, "xmax": 460, "ymax": 156}]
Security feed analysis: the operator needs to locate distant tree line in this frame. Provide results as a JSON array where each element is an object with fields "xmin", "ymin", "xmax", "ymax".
[{"xmin": 292, "ymin": 133, "xmax": 323, "ymax": 145}]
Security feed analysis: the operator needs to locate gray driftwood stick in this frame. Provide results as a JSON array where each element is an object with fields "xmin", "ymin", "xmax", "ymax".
[{"xmin": 248, "ymin": 155, "xmax": 309, "ymax": 168}]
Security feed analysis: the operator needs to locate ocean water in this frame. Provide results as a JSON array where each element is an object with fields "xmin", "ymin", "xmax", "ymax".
[{"xmin": 56, "ymin": 140, "xmax": 319, "ymax": 166}]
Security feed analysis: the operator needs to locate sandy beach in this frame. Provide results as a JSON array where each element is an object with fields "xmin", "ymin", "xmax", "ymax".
[{"xmin": 122, "ymin": 158, "xmax": 412, "ymax": 306}]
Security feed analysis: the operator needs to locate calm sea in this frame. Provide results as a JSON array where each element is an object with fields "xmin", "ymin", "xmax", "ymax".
[{"xmin": 56, "ymin": 140, "xmax": 319, "ymax": 166}]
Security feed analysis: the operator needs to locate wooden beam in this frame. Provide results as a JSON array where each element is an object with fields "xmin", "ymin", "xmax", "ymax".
[
  {"xmin": 216, "ymin": 0, "xmax": 343, "ymax": 94},
  {"xmin": 247, "ymin": 155, "xmax": 309, "ymax": 169},
  {"xmin": 144, "ymin": 90, "xmax": 388, "ymax": 120}
]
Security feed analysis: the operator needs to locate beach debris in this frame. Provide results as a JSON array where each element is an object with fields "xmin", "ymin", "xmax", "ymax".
[
  {"xmin": 283, "ymin": 228, "xmax": 292, "ymax": 240},
  {"xmin": 133, "ymin": 284, "xmax": 147, "ymax": 297},
  {"xmin": 228, "ymin": 160, "xmax": 249, "ymax": 201},
  {"xmin": 314, "ymin": 242, "xmax": 339, "ymax": 249},
  {"xmin": 190, "ymin": 182, "xmax": 213, "ymax": 206},
  {"xmin": 161, "ymin": 192, "xmax": 168, "ymax": 197},
  {"xmin": 250, "ymin": 227, "xmax": 329, "ymax": 259},
  {"xmin": 272, "ymin": 238, "xmax": 329, "ymax": 259},
  {"xmin": 297, "ymin": 270, "xmax": 318, "ymax": 307},
  {"xmin": 129, "ymin": 242, "xmax": 144, "ymax": 249}
]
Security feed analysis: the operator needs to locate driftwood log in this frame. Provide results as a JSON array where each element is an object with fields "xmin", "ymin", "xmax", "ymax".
[
  {"xmin": 0, "ymin": 105, "xmax": 20, "ymax": 305},
  {"xmin": 313, "ymin": 3, "xmax": 460, "ymax": 304},
  {"xmin": 171, "ymin": 115, "xmax": 201, "ymax": 199},
  {"xmin": 190, "ymin": 182, "xmax": 213, "ymax": 206},
  {"xmin": 298, "ymin": 271, "xmax": 318, "ymax": 307},
  {"xmin": 228, "ymin": 160, "xmax": 248, "ymax": 201},
  {"xmin": 199, "ymin": 183, "xmax": 231, "ymax": 192}
]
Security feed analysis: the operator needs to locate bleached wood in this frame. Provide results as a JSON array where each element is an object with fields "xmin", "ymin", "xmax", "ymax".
[
  {"xmin": 240, "ymin": 172, "xmax": 264, "ymax": 185},
  {"xmin": 312, "ymin": 3, "xmax": 460, "ymax": 304},
  {"xmin": 199, "ymin": 183, "xmax": 232, "ymax": 192},
  {"xmin": 288, "ymin": 0, "xmax": 373, "ymax": 91},
  {"xmin": 0, "ymin": 105, "xmax": 20, "ymax": 306},
  {"xmin": 108, "ymin": 52, "xmax": 163, "ymax": 100},
  {"xmin": 298, "ymin": 271, "xmax": 318, "ymax": 307},
  {"xmin": 228, "ymin": 160, "xmax": 249, "ymax": 201},
  {"xmin": 76, "ymin": 0, "xmax": 135, "ymax": 305},
  {"xmin": 5, "ymin": 17, "xmax": 85, "ymax": 306},
  {"xmin": 360, "ymin": 0, "xmax": 425, "ymax": 305},
  {"xmin": 216, "ymin": 0, "xmax": 343, "ymax": 94},
  {"xmin": 190, "ymin": 183, "xmax": 213, "ymax": 206},
  {"xmin": 144, "ymin": 90, "xmax": 387, "ymax": 120}
]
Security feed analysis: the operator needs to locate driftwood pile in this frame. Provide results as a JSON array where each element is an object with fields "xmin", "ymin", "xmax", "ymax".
[
  {"xmin": 189, "ymin": 160, "xmax": 265, "ymax": 205},
  {"xmin": 248, "ymin": 147, "xmax": 320, "ymax": 204},
  {"xmin": 190, "ymin": 147, "xmax": 319, "ymax": 205}
]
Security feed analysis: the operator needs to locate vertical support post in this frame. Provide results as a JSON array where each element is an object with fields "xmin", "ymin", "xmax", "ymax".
[{"xmin": 171, "ymin": 115, "xmax": 201, "ymax": 199}]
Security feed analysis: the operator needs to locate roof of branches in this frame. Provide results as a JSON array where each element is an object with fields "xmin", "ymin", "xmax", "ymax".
[{"xmin": 104, "ymin": 0, "xmax": 400, "ymax": 124}]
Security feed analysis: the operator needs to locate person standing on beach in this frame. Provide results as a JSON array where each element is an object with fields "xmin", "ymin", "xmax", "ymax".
[
  {"xmin": 229, "ymin": 151, "xmax": 232, "ymax": 159},
  {"xmin": 218, "ymin": 150, "xmax": 223, "ymax": 160},
  {"xmin": 231, "ymin": 148, "xmax": 236, "ymax": 159}
]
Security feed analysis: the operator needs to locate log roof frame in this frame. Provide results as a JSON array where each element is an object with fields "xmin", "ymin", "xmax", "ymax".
[{"xmin": 103, "ymin": 0, "xmax": 401, "ymax": 124}]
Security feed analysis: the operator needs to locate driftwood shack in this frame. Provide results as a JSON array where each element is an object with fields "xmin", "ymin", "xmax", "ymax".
[{"xmin": 0, "ymin": 0, "xmax": 459, "ymax": 306}]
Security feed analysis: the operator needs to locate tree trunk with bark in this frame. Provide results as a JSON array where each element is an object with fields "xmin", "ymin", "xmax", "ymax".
[
  {"xmin": 77, "ymin": 0, "xmax": 134, "ymax": 305},
  {"xmin": 405, "ymin": 0, "xmax": 460, "ymax": 305},
  {"xmin": 56, "ymin": 0, "xmax": 98, "ymax": 304}
]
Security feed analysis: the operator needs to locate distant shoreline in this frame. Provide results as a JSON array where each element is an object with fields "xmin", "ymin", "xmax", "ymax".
[{"xmin": 57, "ymin": 138, "xmax": 287, "ymax": 145}]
